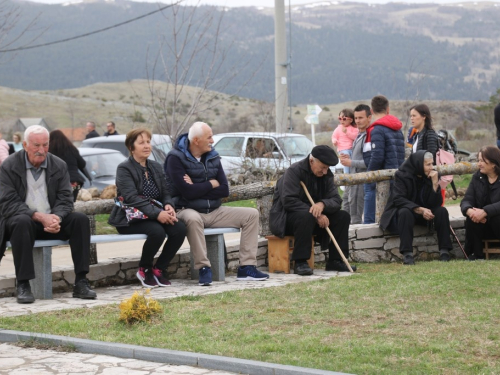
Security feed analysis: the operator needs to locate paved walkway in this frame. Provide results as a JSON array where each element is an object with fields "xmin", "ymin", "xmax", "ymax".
[{"xmin": 0, "ymin": 342, "xmax": 237, "ymax": 375}]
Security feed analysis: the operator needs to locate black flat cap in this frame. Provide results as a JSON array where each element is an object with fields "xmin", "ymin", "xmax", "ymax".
[{"xmin": 311, "ymin": 145, "xmax": 339, "ymax": 166}]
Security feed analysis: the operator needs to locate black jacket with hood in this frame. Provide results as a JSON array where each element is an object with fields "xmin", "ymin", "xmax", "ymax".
[{"xmin": 380, "ymin": 150, "xmax": 443, "ymax": 231}]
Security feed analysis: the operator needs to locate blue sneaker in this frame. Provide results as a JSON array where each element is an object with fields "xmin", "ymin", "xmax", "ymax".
[
  {"xmin": 199, "ymin": 266, "xmax": 212, "ymax": 286},
  {"xmin": 237, "ymin": 265, "xmax": 269, "ymax": 281}
]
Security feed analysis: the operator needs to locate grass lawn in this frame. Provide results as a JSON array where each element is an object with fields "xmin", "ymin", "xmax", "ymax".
[{"xmin": 1, "ymin": 262, "xmax": 499, "ymax": 374}]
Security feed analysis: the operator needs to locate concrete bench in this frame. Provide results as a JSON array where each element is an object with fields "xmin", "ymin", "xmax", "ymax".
[{"xmin": 6, "ymin": 227, "xmax": 240, "ymax": 299}]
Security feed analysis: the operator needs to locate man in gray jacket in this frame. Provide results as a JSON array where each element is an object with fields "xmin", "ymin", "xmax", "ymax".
[
  {"xmin": 0, "ymin": 125, "xmax": 96, "ymax": 304},
  {"xmin": 340, "ymin": 104, "xmax": 371, "ymax": 224}
]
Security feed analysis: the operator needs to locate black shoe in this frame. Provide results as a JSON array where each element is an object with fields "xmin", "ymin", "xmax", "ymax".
[
  {"xmin": 403, "ymin": 253, "xmax": 415, "ymax": 265},
  {"xmin": 294, "ymin": 261, "xmax": 313, "ymax": 276},
  {"xmin": 73, "ymin": 279, "xmax": 97, "ymax": 299},
  {"xmin": 439, "ymin": 250, "xmax": 451, "ymax": 262},
  {"xmin": 325, "ymin": 260, "xmax": 357, "ymax": 272},
  {"xmin": 16, "ymin": 282, "xmax": 35, "ymax": 304}
]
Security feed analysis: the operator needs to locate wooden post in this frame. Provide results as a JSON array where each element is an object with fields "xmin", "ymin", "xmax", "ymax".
[
  {"xmin": 375, "ymin": 180, "xmax": 391, "ymax": 224},
  {"xmin": 257, "ymin": 195, "xmax": 273, "ymax": 237}
]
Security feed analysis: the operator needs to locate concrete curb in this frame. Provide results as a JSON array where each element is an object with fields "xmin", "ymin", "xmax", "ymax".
[{"xmin": 0, "ymin": 329, "xmax": 353, "ymax": 375}]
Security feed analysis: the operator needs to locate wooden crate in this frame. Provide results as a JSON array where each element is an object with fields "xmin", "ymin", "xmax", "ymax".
[{"xmin": 265, "ymin": 235, "xmax": 315, "ymax": 273}]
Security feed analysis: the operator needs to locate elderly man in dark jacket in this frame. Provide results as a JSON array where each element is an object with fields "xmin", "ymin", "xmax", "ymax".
[
  {"xmin": 165, "ymin": 122, "xmax": 269, "ymax": 286},
  {"xmin": 269, "ymin": 145, "xmax": 354, "ymax": 275},
  {"xmin": 0, "ymin": 125, "xmax": 96, "ymax": 304}
]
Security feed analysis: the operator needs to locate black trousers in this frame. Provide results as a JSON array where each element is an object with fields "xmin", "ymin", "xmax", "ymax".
[
  {"xmin": 6, "ymin": 212, "xmax": 91, "ymax": 281},
  {"xmin": 117, "ymin": 219, "xmax": 186, "ymax": 270},
  {"xmin": 285, "ymin": 210, "xmax": 350, "ymax": 262},
  {"xmin": 465, "ymin": 215, "xmax": 500, "ymax": 258},
  {"xmin": 390, "ymin": 207, "xmax": 452, "ymax": 254}
]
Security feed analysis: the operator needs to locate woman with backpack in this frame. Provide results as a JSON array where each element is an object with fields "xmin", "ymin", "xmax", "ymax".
[
  {"xmin": 460, "ymin": 146, "xmax": 500, "ymax": 260},
  {"xmin": 379, "ymin": 150, "xmax": 453, "ymax": 265},
  {"xmin": 409, "ymin": 104, "xmax": 439, "ymax": 161}
]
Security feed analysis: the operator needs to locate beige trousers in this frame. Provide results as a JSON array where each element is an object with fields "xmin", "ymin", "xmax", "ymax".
[{"xmin": 177, "ymin": 206, "xmax": 259, "ymax": 269}]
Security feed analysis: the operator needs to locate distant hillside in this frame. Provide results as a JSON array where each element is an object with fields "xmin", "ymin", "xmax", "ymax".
[
  {"xmin": 0, "ymin": 0, "xmax": 499, "ymax": 105},
  {"xmin": 0, "ymin": 80, "xmax": 494, "ymax": 154}
]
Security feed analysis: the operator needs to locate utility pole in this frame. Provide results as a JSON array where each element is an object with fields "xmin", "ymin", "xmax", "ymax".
[{"xmin": 274, "ymin": 0, "xmax": 288, "ymax": 133}]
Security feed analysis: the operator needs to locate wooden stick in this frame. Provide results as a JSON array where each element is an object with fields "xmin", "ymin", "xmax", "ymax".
[{"xmin": 300, "ymin": 181, "xmax": 354, "ymax": 273}]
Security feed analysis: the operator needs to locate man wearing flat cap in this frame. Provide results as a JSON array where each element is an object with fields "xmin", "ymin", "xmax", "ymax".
[{"xmin": 269, "ymin": 145, "xmax": 355, "ymax": 275}]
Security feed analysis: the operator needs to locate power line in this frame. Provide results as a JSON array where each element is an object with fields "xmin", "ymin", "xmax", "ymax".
[{"xmin": 0, "ymin": 1, "xmax": 179, "ymax": 53}]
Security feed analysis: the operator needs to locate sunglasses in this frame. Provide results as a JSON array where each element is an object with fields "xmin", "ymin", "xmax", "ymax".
[{"xmin": 338, "ymin": 116, "xmax": 352, "ymax": 121}]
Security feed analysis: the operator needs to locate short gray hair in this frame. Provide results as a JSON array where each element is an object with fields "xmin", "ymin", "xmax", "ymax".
[
  {"xmin": 24, "ymin": 125, "xmax": 49, "ymax": 145},
  {"xmin": 188, "ymin": 122, "xmax": 208, "ymax": 142},
  {"xmin": 424, "ymin": 152, "xmax": 433, "ymax": 160}
]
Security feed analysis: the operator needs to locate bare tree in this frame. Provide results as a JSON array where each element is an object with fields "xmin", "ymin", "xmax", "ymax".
[
  {"xmin": 0, "ymin": 1, "xmax": 42, "ymax": 62},
  {"xmin": 144, "ymin": 1, "xmax": 260, "ymax": 141}
]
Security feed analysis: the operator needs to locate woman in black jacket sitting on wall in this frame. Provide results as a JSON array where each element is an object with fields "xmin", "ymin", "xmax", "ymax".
[
  {"xmin": 380, "ymin": 150, "xmax": 452, "ymax": 265},
  {"xmin": 108, "ymin": 128, "xmax": 186, "ymax": 287},
  {"xmin": 460, "ymin": 146, "xmax": 500, "ymax": 260},
  {"xmin": 410, "ymin": 104, "xmax": 439, "ymax": 161}
]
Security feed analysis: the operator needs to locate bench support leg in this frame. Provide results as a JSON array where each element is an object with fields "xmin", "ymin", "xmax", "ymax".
[
  {"xmin": 30, "ymin": 246, "xmax": 53, "ymax": 299},
  {"xmin": 190, "ymin": 234, "xmax": 225, "ymax": 282}
]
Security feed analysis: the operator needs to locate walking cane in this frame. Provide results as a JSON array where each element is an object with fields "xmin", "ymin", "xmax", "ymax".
[
  {"xmin": 449, "ymin": 225, "xmax": 468, "ymax": 260},
  {"xmin": 300, "ymin": 181, "xmax": 354, "ymax": 273}
]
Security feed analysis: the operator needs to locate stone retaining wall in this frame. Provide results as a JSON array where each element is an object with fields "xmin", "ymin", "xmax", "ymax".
[{"xmin": 0, "ymin": 217, "xmax": 466, "ymax": 298}]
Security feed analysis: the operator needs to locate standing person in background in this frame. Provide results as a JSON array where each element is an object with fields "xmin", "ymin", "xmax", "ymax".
[
  {"xmin": 104, "ymin": 121, "xmax": 119, "ymax": 136},
  {"xmin": 362, "ymin": 95, "xmax": 405, "ymax": 224},
  {"xmin": 339, "ymin": 104, "xmax": 371, "ymax": 224},
  {"xmin": 332, "ymin": 108, "xmax": 358, "ymax": 214},
  {"xmin": 85, "ymin": 122, "xmax": 100, "ymax": 139},
  {"xmin": 12, "ymin": 132, "xmax": 23, "ymax": 152},
  {"xmin": 331, "ymin": 109, "xmax": 358, "ymax": 173},
  {"xmin": 409, "ymin": 104, "xmax": 439, "ymax": 161},
  {"xmin": 49, "ymin": 130, "xmax": 92, "ymax": 202},
  {"xmin": 0, "ymin": 132, "xmax": 10, "ymax": 166},
  {"xmin": 495, "ymin": 102, "xmax": 500, "ymax": 149}
]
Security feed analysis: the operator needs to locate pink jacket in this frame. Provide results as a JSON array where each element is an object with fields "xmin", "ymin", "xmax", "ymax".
[
  {"xmin": 331, "ymin": 125, "xmax": 358, "ymax": 152},
  {"xmin": 0, "ymin": 139, "xmax": 9, "ymax": 166}
]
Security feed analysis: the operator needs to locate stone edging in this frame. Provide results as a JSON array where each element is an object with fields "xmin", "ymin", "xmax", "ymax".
[{"xmin": 0, "ymin": 329, "xmax": 351, "ymax": 375}]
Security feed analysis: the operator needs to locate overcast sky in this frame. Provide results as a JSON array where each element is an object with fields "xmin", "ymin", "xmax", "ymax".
[{"xmin": 26, "ymin": 0, "xmax": 500, "ymax": 6}]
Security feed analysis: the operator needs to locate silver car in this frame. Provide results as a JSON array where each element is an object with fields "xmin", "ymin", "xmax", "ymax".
[
  {"xmin": 212, "ymin": 132, "xmax": 342, "ymax": 174},
  {"xmin": 78, "ymin": 148, "xmax": 127, "ymax": 190}
]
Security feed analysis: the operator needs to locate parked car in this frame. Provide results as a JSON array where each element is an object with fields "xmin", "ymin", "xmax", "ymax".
[
  {"xmin": 78, "ymin": 148, "xmax": 127, "ymax": 190},
  {"xmin": 80, "ymin": 134, "xmax": 172, "ymax": 164},
  {"xmin": 212, "ymin": 132, "xmax": 343, "ymax": 174}
]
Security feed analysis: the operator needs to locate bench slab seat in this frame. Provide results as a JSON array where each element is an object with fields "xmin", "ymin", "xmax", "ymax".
[{"xmin": 5, "ymin": 227, "xmax": 240, "ymax": 299}]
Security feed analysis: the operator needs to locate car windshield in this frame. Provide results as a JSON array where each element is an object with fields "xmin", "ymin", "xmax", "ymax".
[
  {"xmin": 82, "ymin": 152, "xmax": 126, "ymax": 179},
  {"xmin": 277, "ymin": 136, "xmax": 313, "ymax": 158}
]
